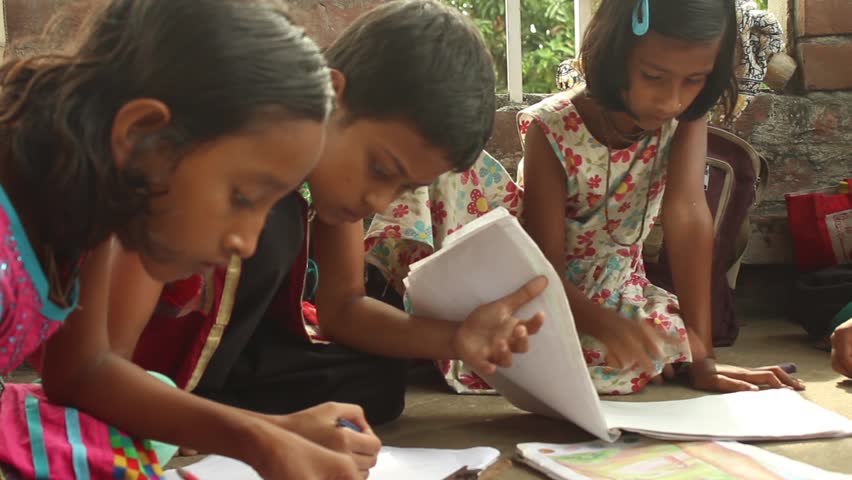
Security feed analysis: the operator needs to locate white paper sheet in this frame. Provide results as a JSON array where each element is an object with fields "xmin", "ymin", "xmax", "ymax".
[
  {"xmin": 369, "ymin": 446, "xmax": 499, "ymax": 480},
  {"xmin": 161, "ymin": 446, "xmax": 500, "ymax": 480},
  {"xmin": 406, "ymin": 208, "xmax": 613, "ymax": 441},
  {"xmin": 600, "ymin": 388, "xmax": 852, "ymax": 441},
  {"xmin": 161, "ymin": 455, "xmax": 261, "ymax": 480},
  {"xmin": 404, "ymin": 208, "xmax": 852, "ymax": 443}
]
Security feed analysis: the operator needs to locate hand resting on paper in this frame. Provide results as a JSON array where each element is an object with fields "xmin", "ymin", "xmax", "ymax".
[
  {"xmin": 831, "ymin": 318, "xmax": 852, "ymax": 379},
  {"xmin": 274, "ymin": 402, "xmax": 381, "ymax": 477},
  {"xmin": 452, "ymin": 276, "xmax": 548, "ymax": 374},
  {"xmin": 588, "ymin": 309, "xmax": 677, "ymax": 374},
  {"xmin": 688, "ymin": 359, "xmax": 805, "ymax": 392},
  {"xmin": 648, "ymin": 327, "xmax": 805, "ymax": 392}
]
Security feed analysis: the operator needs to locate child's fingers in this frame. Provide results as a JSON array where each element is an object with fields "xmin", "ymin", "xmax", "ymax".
[
  {"xmin": 334, "ymin": 404, "xmax": 372, "ymax": 432},
  {"xmin": 522, "ymin": 312, "xmax": 545, "ymax": 336},
  {"xmin": 497, "ymin": 276, "xmax": 548, "ymax": 312},
  {"xmin": 474, "ymin": 358, "xmax": 498, "ymax": 375},
  {"xmin": 498, "ymin": 340, "xmax": 513, "ymax": 368},
  {"xmin": 758, "ymin": 366, "xmax": 805, "ymax": 390},
  {"xmin": 476, "ymin": 341, "xmax": 508, "ymax": 372},
  {"xmin": 745, "ymin": 370, "xmax": 785, "ymax": 389},
  {"xmin": 508, "ymin": 325, "xmax": 530, "ymax": 353},
  {"xmin": 605, "ymin": 349, "xmax": 625, "ymax": 370},
  {"xmin": 713, "ymin": 375, "xmax": 759, "ymax": 393},
  {"xmin": 343, "ymin": 430, "xmax": 382, "ymax": 460},
  {"xmin": 638, "ymin": 325, "xmax": 665, "ymax": 361},
  {"xmin": 627, "ymin": 333, "xmax": 657, "ymax": 373}
]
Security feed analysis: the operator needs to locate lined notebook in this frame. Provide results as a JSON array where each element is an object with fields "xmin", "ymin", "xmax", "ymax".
[{"xmin": 404, "ymin": 207, "xmax": 852, "ymax": 442}]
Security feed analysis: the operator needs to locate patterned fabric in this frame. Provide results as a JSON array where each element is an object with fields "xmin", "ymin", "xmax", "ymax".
[
  {"xmin": 0, "ymin": 186, "xmax": 79, "ymax": 376},
  {"xmin": 0, "ymin": 383, "xmax": 166, "ymax": 480},
  {"xmin": 366, "ymin": 88, "xmax": 693, "ymax": 395},
  {"xmin": 708, "ymin": 0, "xmax": 784, "ymax": 128},
  {"xmin": 556, "ymin": 58, "xmax": 583, "ymax": 92},
  {"xmin": 109, "ymin": 426, "xmax": 164, "ymax": 480},
  {"xmin": 366, "ymin": 151, "xmax": 524, "ymax": 294}
]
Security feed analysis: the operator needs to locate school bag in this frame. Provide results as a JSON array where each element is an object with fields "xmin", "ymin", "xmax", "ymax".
[{"xmin": 642, "ymin": 126, "xmax": 769, "ymax": 347}]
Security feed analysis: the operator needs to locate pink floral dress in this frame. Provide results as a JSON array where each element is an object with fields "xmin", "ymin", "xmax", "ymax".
[{"xmin": 366, "ymin": 88, "xmax": 692, "ymax": 395}]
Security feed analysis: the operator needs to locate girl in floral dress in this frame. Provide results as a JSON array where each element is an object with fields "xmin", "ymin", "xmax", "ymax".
[{"xmin": 367, "ymin": 0, "xmax": 803, "ymax": 396}]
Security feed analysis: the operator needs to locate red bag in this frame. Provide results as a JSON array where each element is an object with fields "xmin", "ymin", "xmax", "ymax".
[{"xmin": 785, "ymin": 179, "xmax": 852, "ymax": 272}]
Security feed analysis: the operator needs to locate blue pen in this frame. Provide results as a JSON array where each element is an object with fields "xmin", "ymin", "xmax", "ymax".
[{"xmin": 336, "ymin": 418, "xmax": 363, "ymax": 432}]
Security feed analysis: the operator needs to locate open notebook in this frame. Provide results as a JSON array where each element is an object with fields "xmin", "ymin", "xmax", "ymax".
[
  {"xmin": 516, "ymin": 437, "xmax": 851, "ymax": 480},
  {"xmin": 404, "ymin": 208, "xmax": 852, "ymax": 442},
  {"xmin": 162, "ymin": 446, "xmax": 499, "ymax": 480}
]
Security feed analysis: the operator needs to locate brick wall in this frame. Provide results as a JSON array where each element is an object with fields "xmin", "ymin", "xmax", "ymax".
[
  {"xmin": 730, "ymin": 0, "xmax": 852, "ymax": 264},
  {"xmin": 795, "ymin": 0, "xmax": 852, "ymax": 91}
]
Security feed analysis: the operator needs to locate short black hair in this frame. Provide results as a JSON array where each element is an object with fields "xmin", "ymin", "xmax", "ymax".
[
  {"xmin": 325, "ymin": 0, "xmax": 495, "ymax": 172},
  {"xmin": 580, "ymin": 0, "xmax": 738, "ymax": 121}
]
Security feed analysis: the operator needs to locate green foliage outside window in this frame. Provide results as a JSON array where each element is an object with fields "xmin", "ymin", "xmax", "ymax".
[{"xmin": 443, "ymin": 0, "xmax": 768, "ymax": 94}]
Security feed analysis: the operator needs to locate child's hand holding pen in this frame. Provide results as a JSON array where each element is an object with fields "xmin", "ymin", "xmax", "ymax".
[{"xmin": 269, "ymin": 401, "xmax": 381, "ymax": 476}]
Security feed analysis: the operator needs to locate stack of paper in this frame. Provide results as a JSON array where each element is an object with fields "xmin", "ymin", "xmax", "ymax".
[{"xmin": 405, "ymin": 208, "xmax": 852, "ymax": 442}]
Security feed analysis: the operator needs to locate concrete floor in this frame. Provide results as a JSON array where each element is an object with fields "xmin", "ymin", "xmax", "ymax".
[{"xmin": 376, "ymin": 314, "xmax": 852, "ymax": 478}]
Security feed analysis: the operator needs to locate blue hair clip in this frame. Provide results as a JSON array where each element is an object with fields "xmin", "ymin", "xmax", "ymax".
[{"xmin": 632, "ymin": 0, "xmax": 650, "ymax": 36}]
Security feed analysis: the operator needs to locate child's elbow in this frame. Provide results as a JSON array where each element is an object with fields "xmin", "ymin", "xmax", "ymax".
[
  {"xmin": 40, "ymin": 367, "xmax": 77, "ymax": 405},
  {"xmin": 662, "ymin": 202, "xmax": 713, "ymax": 236},
  {"xmin": 39, "ymin": 353, "xmax": 103, "ymax": 406}
]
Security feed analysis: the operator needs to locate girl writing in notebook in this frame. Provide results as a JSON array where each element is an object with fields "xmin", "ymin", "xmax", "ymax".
[
  {"xmin": 107, "ymin": 0, "xmax": 546, "ymax": 436},
  {"xmin": 0, "ymin": 1, "xmax": 374, "ymax": 479},
  {"xmin": 367, "ymin": 0, "xmax": 803, "ymax": 396}
]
